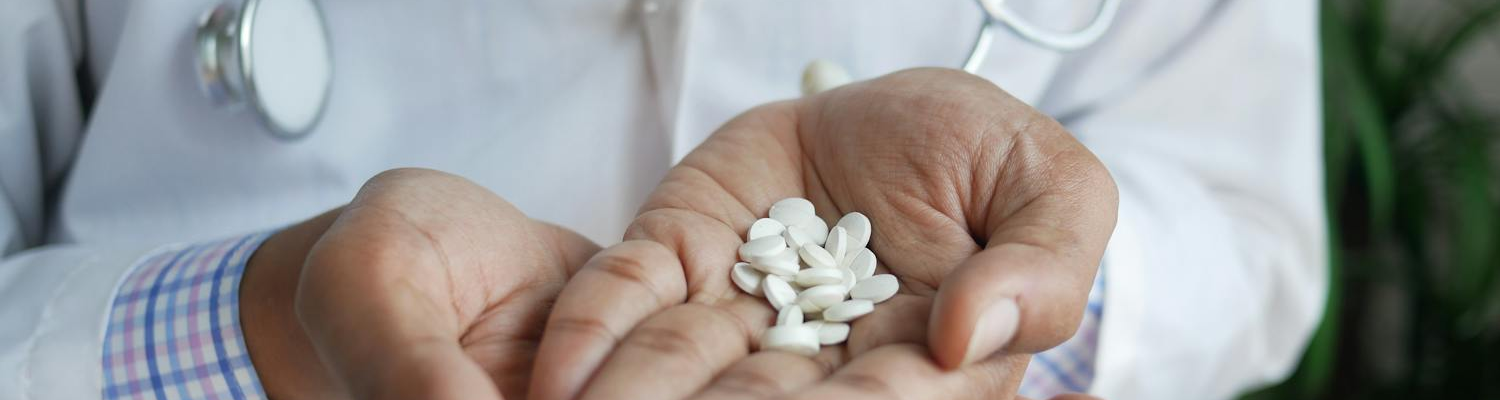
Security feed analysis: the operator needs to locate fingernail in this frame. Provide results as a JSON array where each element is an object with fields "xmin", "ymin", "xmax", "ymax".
[{"xmin": 961, "ymin": 297, "xmax": 1019, "ymax": 365}]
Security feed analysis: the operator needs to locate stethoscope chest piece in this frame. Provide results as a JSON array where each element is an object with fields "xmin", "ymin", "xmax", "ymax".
[{"xmin": 197, "ymin": 0, "xmax": 333, "ymax": 139}]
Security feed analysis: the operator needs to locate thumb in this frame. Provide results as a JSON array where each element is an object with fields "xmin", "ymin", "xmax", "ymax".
[
  {"xmin": 927, "ymin": 143, "xmax": 1117, "ymax": 369},
  {"xmin": 927, "ymin": 241, "xmax": 1097, "ymax": 369}
]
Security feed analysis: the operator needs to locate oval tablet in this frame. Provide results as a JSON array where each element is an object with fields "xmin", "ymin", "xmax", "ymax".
[
  {"xmin": 769, "ymin": 198, "xmax": 817, "ymax": 227},
  {"xmin": 777, "ymin": 305, "xmax": 804, "ymax": 326},
  {"xmin": 836, "ymin": 212, "xmax": 871, "ymax": 250},
  {"xmin": 739, "ymin": 235, "xmax": 786, "ymax": 262},
  {"xmin": 730, "ymin": 262, "xmax": 765, "ymax": 296},
  {"xmin": 793, "ymin": 217, "xmax": 830, "ymax": 246},
  {"xmin": 795, "ymin": 267, "xmax": 843, "ymax": 286},
  {"xmin": 798, "ymin": 245, "xmax": 837, "ymax": 270},
  {"xmin": 824, "ymin": 226, "xmax": 848, "ymax": 264},
  {"xmin": 763, "ymin": 275, "xmax": 797, "ymax": 311},
  {"xmin": 747, "ymin": 218, "xmax": 787, "ymax": 241},
  {"xmin": 844, "ymin": 248, "xmax": 876, "ymax": 280},
  {"xmin": 823, "ymin": 299, "xmax": 874, "ymax": 322},
  {"xmin": 796, "ymin": 284, "xmax": 847, "ymax": 314},
  {"xmin": 783, "ymin": 228, "xmax": 815, "ymax": 251},
  {"xmin": 760, "ymin": 325, "xmax": 819, "ymax": 356},
  {"xmin": 840, "ymin": 267, "xmax": 857, "ymax": 291},
  {"xmin": 815, "ymin": 321, "xmax": 850, "ymax": 345},
  {"xmin": 752, "ymin": 247, "xmax": 800, "ymax": 277},
  {"xmin": 851, "ymin": 274, "xmax": 898, "ymax": 303}
]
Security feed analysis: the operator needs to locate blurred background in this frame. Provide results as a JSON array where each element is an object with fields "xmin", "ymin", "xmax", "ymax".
[{"xmin": 1245, "ymin": 0, "xmax": 1500, "ymax": 398}]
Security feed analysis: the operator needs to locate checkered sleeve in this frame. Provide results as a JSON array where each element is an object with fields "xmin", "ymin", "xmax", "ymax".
[
  {"xmin": 1018, "ymin": 266, "xmax": 1107, "ymax": 398},
  {"xmin": 101, "ymin": 233, "xmax": 273, "ymax": 400}
]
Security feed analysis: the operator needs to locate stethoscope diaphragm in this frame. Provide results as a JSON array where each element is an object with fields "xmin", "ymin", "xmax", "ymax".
[{"xmin": 196, "ymin": 0, "xmax": 332, "ymax": 139}]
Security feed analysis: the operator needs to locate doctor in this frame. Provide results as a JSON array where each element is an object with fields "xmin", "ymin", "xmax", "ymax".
[{"xmin": 0, "ymin": 0, "xmax": 1325, "ymax": 399}]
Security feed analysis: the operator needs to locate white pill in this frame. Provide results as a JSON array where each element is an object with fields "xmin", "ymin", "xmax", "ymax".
[
  {"xmin": 798, "ymin": 245, "xmax": 837, "ymax": 270},
  {"xmin": 844, "ymin": 248, "xmax": 877, "ymax": 280},
  {"xmin": 760, "ymin": 324, "xmax": 819, "ymax": 356},
  {"xmin": 739, "ymin": 235, "xmax": 786, "ymax": 262},
  {"xmin": 747, "ymin": 218, "xmax": 787, "ymax": 241},
  {"xmin": 840, "ymin": 267, "xmax": 857, "ymax": 291},
  {"xmin": 815, "ymin": 321, "xmax": 850, "ymax": 345},
  {"xmin": 793, "ymin": 217, "xmax": 830, "ymax": 246},
  {"xmin": 836, "ymin": 212, "xmax": 872, "ymax": 250},
  {"xmin": 783, "ymin": 228, "xmax": 816, "ymax": 251},
  {"xmin": 752, "ymin": 247, "xmax": 800, "ymax": 277},
  {"xmin": 777, "ymin": 305, "xmax": 804, "ymax": 326},
  {"xmin": 824, "ymin": 226, "xmax": 849, "ymax": 264},
  {"xmin": 730, "ymin": 262, "xmax": 765, "ymax": 296},
  {"xmin": 823, "ymin": 299, "xmax": 874, "ymax": 322},
  {"xmin": 796, "ymin": 284, "xmax": 847, "ymax": 313},
  {"xmin": 763, "ymin": 275, "xmax": 798, "ymax": 311},
  {"xmin": 769, "ymin": 198, "xmax": 818, "ymax": 227},
  {"xmin": 851, "ymin": 274, "xmax": 898, "ymax": 303},
  {"xmin": 795, "ymin": 267, "xmax": 844, "ymax": 286}
]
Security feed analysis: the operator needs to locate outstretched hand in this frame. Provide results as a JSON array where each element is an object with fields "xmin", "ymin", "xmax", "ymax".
[{"xmin": 530, "ymin": 68, "xmax": 1118, "ymax": 400}]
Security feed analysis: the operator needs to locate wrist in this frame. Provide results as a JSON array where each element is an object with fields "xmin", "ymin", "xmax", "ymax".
[{"xmin": 241, "ymin": 208, "xmax": 344, "ymax": 399}]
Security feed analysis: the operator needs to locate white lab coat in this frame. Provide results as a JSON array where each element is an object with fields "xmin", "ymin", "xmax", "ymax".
[{"xmin": 0, "ymin": 0, "xmax": 1326, "ymax": 398}]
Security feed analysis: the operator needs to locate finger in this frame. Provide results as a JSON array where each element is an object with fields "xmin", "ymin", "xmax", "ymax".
[
  {"xmin": 532, "ymin": 219, "xmax": 602, "ymax": 277},
  {"xmin": 531, "ymin": 205, "xmax": 751, "ymax": 400},
  {"xmin": 574, "ymin": 205, "xmax": 786, "ymax": 399},
  {"xmin": 528, "ymin": 240, "xmax": 689, "ymax": 400},
  {"xmin": 296, "ymin": 207, "xmax": 502, "ymax": 400},
  {"xmin": 690, "ymin": 348, "xmax": 840, "ymax": 400},
  {"xmin": 576, "ymin": 299, "xmax": 769, "ymax": 400},
  {"xmin": 844, "ymin": 294, "xmax": 931, "ymax": 355},
  {"xmin": 782, "ymin": 344, "xmax": 1029, "ymax": 400},
  {"xmin": 930, "ymin": 128, "xmax": 1119, "ymax": 368}
]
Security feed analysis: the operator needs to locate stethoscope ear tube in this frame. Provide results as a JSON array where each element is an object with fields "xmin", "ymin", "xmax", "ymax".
[{"xmin": 964, "ymin": 0, "xmax": 1121, "ymax": 72}]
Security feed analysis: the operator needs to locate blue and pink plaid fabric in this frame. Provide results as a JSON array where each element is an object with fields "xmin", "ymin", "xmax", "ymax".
[
  {"xmin": 102, "ymin": 233, "xmax": 272, "ymax": 400},
  {"xmin": 1020, "ymin": 268, "xmax": 1106, "ymax": 398}
]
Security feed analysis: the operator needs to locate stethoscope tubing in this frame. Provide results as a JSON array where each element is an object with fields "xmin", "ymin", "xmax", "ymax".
[{"xmin": 963, "ymin": 0, "xmax": 1122, "ymax": 72}]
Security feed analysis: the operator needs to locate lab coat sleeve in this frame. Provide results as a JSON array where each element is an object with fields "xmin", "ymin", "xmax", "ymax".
[
  {"xmin": 0, "ymin": 2, "xmax": 152, "ymax": 399},
  {"xmin": 1036, "ymin": 0, "xmax": 1327, "ymax": 398}
]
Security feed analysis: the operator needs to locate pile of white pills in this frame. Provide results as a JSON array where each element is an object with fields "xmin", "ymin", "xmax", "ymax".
[{"xmin": 731, "ymin": 197, "xmax": 900, "ymax": 356}]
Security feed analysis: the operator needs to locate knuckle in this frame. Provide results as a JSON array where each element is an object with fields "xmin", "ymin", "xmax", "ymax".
[
  {"xmin": 620, "ymin": 324, "xmax": 710, "ymax": 365},
  {"xmin": 706, "ymin": 369, "xmax": 784, "ymax": 398},
  {"xmin": 545, "ymin": 315, "xmax": 622, "ymax": 345},
  {"xmin": 584, "ymin": 243, "xmax": 683, "ymax": 304},
  {"xmin": 618, "ymin": 304, "xmax": 746, "ymax": 367},
  {"xmin": 828, "ymin": 372, "xmax": 900, "ymax": 400}
]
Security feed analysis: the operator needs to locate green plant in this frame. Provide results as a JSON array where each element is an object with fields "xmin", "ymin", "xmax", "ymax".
[{"xmin": 1246, "ymin": 0, "xmax": 1500, "ymax": 398}]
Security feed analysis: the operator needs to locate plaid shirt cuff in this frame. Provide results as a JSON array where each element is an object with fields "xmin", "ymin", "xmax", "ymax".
[
  {"xmin": 1019, "ymin": 266, "xmax": 1106, "ymax": 397},
  {"xmin": 101, "ymin": 233, "xmax": 273, "ymax": 400}
]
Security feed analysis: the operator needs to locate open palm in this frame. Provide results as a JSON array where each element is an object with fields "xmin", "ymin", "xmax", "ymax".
[{"xmin": 530, "ymin": 68, "xmax": 1117, "ymax": 400}]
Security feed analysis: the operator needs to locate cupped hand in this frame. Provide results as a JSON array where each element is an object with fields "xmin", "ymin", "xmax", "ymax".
[
  {"xmin": 530, "ymin": 68, "xmax": 1118, "ymax": 400},
  {"xmin": 239, "ymin": 168, "xmax": 601, "ymax": 400}
]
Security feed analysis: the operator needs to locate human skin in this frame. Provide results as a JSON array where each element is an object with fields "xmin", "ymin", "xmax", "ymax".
[
  {"xmin": 237, "ymin": 68, "xmax": 1116, "ymax": 400},
  {"xmin": 239, "ymin": 168, "xmax": 601, "ymax": 400},
  {"xmin": 530, "ymin": 68, "xmax": 1119, "ymax": 400}
]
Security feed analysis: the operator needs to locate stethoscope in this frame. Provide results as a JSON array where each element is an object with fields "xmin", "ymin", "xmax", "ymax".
[
  {"xmin": 802, "ymin": 0, "xmax": 1122, "ymax": 95},
  {"xmin": 196, "ymin": 0, "xmax": 1119, "ymax": 139}
]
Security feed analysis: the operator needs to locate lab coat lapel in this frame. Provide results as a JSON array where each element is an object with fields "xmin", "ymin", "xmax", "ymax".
[{"xmin": 639, "ymin": 0, "xmax": 701, "ymax": 161}]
